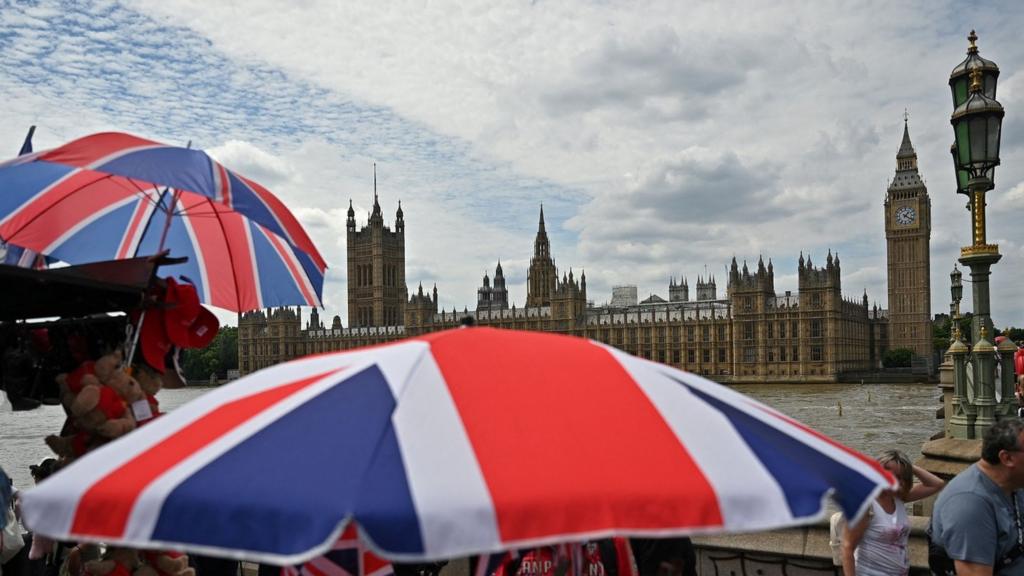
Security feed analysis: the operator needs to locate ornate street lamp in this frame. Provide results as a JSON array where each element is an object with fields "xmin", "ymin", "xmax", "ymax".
[
  {"xmin": 949, "ymin": 30, "xmax": 999, "ymax": 105},
  {"xmin": 951, "ymin": 68, "xmax": 1003, "ymax": 199},
  {"xmin": 950, "ymin": 31, "xmax": 998, "ymax": 200},
  {"xmin": 949, "ymin": 264, "xmax": 963, "ymax": 339},
  {"xmin": 948, "ymin": 30, "xmax": 1009, "ymax": 438}
]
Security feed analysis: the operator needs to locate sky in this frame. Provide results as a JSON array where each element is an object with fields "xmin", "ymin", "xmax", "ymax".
[{"xmin": 1, "ymin": 0, "xmax": 1023, "ymax": 327}]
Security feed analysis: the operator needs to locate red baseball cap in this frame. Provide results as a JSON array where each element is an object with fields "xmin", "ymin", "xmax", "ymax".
[
  {"xmin": 139, "ymin": 308, "xmax": 172, "ymax": 373},
  {"xmin": 185, "ymin": 306, "xmax": 220, "ymax": 348},
  {"xmin": 163, "ymin": 277, "xmax": 202, "ymax": 348}
]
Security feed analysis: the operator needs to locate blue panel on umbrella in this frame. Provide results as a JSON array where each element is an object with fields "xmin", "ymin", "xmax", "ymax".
[
  {"xmin": 99, "ymin": 148, "xmax": 215, "ymax": 200},
  {"xmin": 151, "ymin": 365, "xmax": 423, "ymax": 557},
  {"xmin": 134, "ymin": 207, "xmax": 205, "ymax": 295},
  {"xmin": 49, "ymin": 200, "xmax": 139, "ymax": 263},
  {"xmin": 294, "ymin": 248, "xmax": 325, "ymax": 294},
  {"xmin": 226, "ymin": 172, "xmax": 283, "ymax": 239},
  {"xmin": 249, "ymin": 223, "xmax": 306, "ymax": 307},
  {"xmin": 674, "ymin": 378, "xmax": 879, "ymax": 519},
  {"xmin": 0, "ymin": 161, "xmax": 76, "ymax": 218}
]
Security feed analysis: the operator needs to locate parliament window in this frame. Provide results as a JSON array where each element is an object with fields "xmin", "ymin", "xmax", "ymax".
[
  {"xmin": 767, "ymin": 322, "xmax": 774, "ymax": 339},
  {"xmin": 811, "ymin": 346, "xmax": 823, "ymax": 361},
  {"xmin": 686, "ymin": 326, "xmax": 694, "ymax": 342},
  {"xmin": 779, "ymin": 322, "xmax": 786, "ymax": 338},
  {"xmin": 718, "ymin": 348, "xmax": 727, "ymax": 362},
  {"xmin": 792, "ymin": 346, "xmax": 799, "ymax": 361},
  {"xmin": 743, "ymin": 347, "xmax": 756, "ymax": 363},
  {"xmin": 702, "ymin": 349, "xmax": 711, "ymax": 363},
  {"xmin": 744, "ymin": 322, "xmax": 754, "ymax": 340},
  {"xmin": 702, "ymin": 326, "xmax": 710, "ymax": 342},
  {"xmin": 687, "ymin": 350, "xmax": 696, "ymax": 363},
  {"xmin": 811, "ymin": 320, "xmax": 822, "ymax": 338},
  {"xmin": 717, "ymin": 325, "xmax": 725, "ymax": 340}
]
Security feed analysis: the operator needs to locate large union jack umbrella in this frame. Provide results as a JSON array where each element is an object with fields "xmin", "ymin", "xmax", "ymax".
[
  {"xmin": 0, "ymin": 132, "xmax": 326, "ymax": 310},
  {"xmin": 21, "ymin": 328, "xmax": 894, "ymax": 564}
]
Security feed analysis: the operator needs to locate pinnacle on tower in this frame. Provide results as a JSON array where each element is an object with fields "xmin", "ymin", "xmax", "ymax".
[
  {"xmin": 370, "ymin": 162, "xmax": 382, "ymax": 219},
  {"xmin": 897, "ymin": 114, "xmax": 916, "ymax": 160}
]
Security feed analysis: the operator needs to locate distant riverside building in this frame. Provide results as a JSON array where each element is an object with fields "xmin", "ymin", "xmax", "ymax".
[
  {"xmin": 242, "ymin": 123, "xmax": 929, "ymax": 379},
  {"xmin": 240, "ymin": 198, "xmax": 893, "ymax": 381},
  {"xmin": 610, "ymin": 286, "xmax": 638, "ymax": 307}
]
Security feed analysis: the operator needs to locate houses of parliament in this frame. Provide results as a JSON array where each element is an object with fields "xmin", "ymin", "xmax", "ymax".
[{"xmin": 239, "ymin": 123, "xmax": 933, "ymax": 382}]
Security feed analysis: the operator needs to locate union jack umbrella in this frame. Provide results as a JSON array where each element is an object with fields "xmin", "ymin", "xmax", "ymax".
[
  {"xmin": 0, "ymin": 132, "xmax": 325, "ymax": 310},
  {"xmin": 21, "ymin": 328, "xmax": 895, "ymax": 565}
]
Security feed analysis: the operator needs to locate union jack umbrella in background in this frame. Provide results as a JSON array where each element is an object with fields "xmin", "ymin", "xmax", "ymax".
[
  {"xmin": 21, "ymin": 328, "xmax": 895, "ymax": 565},
  {"xmin": 0, "ymin": 131, "xmax": 326, "ymax": 311},
  {"xmin": 283, "ymin": 526, "xmax": 394, "ymax": 576}
]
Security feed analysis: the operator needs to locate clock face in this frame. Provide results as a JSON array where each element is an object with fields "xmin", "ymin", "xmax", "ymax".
[{"xmin": 895, "ymin": 206, "xmax": 917, "ymax": 225}]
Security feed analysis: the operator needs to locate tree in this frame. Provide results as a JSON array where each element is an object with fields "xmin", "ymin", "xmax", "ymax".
[
  {"xmin": 933, "ymin": 313, "xmax": 975, "ymax": 352},
  {"xmin": 179, "ymin": 326, "xmax": 238, "ymax": 384},
  {"xmin": 883, "ymin": 348, "xmax": 913, "ymax": 368}
]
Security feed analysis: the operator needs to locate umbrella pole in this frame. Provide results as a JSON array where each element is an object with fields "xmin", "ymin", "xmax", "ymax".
[
  {"xmin": 156, "ymin": 189, "xmax": 181, "ymax": 255},
  {"xmin": 123, "ymin": 309, "xmax": 145, "ymax": 370},
  {"xmin": 123, "ymin": 188, "xmax": 178, "ymax": 370}
]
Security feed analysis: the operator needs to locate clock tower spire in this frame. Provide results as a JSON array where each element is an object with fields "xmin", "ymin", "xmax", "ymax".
[{"xmin": 884, "ymin": 116, "xmax": 932, "ymax": 368}]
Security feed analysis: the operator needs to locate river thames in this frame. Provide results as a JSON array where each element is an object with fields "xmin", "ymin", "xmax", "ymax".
[{"xmin": 0, "ymin": 382, "xmax": 941, "ymax": 493}]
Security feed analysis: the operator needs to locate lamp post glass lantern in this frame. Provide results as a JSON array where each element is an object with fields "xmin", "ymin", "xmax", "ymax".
[
  {"xmin": 951, "ymin": 68, "xmax": 1003, "ymax": 183},
  {"xmin": 950, "ymin": 265, "xmax": 963, "ymax": 309}
]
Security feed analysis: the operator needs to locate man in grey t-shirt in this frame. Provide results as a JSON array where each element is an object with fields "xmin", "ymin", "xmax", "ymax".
[{"xmin": 931, "ymin": 419, "xmax": 1024, "ymax": 576}]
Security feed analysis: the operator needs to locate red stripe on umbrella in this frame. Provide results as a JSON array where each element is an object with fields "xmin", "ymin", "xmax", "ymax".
[
  {"xmin": 427, "ymin": 329, "xmax": 723, "ymax": 541},
  {"xmin": 39, "ymin": 133, "xmax": 163, "ymax": 168}
]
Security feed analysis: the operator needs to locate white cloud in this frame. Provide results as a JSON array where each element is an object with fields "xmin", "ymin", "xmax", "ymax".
[
  {"xmin": 2, "ymin": 0, "xmax": 1024, "ymax": 326},
  {"xmin": 207, "ymin": 140, "xmax": 297, "ymax": 187}
]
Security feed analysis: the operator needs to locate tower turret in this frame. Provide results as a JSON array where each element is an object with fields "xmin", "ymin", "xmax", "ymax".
[{"xmin": 526, "ymin": 204, "xmax": 557, "ymax": 307}]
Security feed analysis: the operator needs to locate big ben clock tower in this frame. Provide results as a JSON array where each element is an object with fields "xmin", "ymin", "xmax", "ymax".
[{"xmin": 885, "ymin": 118, "xmax": 932, "ymax": 361}]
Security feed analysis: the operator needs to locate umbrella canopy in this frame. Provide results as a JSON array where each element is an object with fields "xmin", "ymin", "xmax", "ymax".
[
  {"xmin": 0, "ymin": 136, "xmax": 325, "ymax": 311},
  {"xmin": 21, "ymin": 328, "xmax": 894, "ymax": 564},
  {"xmin": 0, "ymin": 131, "xmax": 325, "ymax": 272}
]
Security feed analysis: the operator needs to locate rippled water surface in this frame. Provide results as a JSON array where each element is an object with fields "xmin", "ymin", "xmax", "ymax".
[{"xmin": 1, "ymin": 382, "xmax": 941, "ymax": 493}]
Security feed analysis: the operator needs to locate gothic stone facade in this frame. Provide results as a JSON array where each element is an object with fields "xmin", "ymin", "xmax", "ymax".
[
  {"xmin": 239, "ymin": 203, "xmax": 885, "ymax": 381},
  {"xmin": 884, "ymin": 121, "xmax": 932, "ymax": 360}
]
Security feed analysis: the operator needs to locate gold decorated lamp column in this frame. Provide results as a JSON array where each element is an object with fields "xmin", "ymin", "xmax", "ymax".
[
  {"xmin": 971, "ymin": 326, "xmax": 997, "ymax": 432},
  {"xmin": 947, "ymin": 328, "xmax": 974, "ymax": 439}
]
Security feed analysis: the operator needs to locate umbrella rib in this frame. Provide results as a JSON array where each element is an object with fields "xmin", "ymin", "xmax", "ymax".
[
  {"xmin": 133, "ymin": 187, "xmax": 173, "ymax": 258},
  {"xmin": 2, "ymin": 172, "xmax": 117, "ymax": 249}
]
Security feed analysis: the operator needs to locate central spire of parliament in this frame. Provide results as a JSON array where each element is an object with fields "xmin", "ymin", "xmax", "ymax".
[{"xmin": 526, "ymin": 204, "xmax": 556, "ymax": 307}]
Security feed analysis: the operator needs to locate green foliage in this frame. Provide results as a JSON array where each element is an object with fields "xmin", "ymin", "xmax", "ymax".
[
  {"xmin": 933, "ymin": 313, "xmax": 974, "ymax": 352},
  {"xmin": 179, "ymin": 326, "xmax": 238, "ymax": 384},
  {"xmin": 883, "ymin": 347, "xmax": 913, "ymax": 368}
]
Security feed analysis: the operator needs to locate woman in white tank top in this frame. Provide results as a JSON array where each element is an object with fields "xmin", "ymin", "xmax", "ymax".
[{"xmin": 841, "ymin": 450, "xmax": 945, "ymax": 576}]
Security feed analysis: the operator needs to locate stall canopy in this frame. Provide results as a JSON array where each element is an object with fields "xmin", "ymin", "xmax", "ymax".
[{"xmin": 0, "ymin": 255, "xmax": 176, "ymax": 322}]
